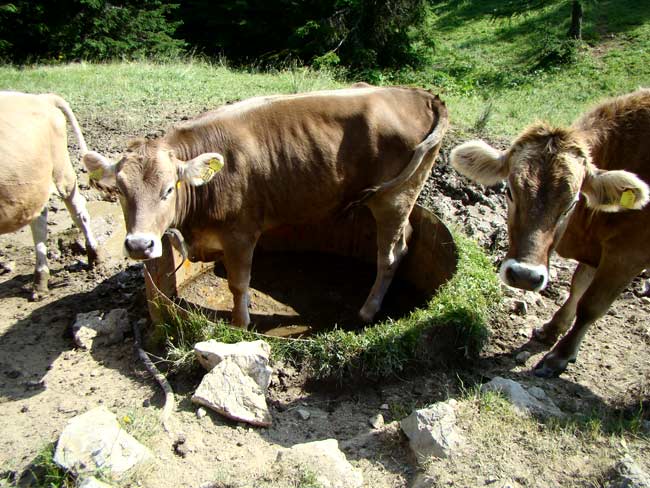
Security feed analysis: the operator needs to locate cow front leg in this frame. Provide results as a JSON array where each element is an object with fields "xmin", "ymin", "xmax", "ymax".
[
  {"xmin": 222, "ymin": 234, "xmax": 258, "ymax": 329},
  {"xmin": 29, "ymin": 206, "xmax": 49, "ymax": 301},
  {"xmin": 534, "ymin": 257, "xmax": 641, "ymax": 378},
  {"xmin": 359, "ymin": 212, "xmax": 412, "ymax": 322},
  {"xmin": 62, "ymin": 184, "xmax": 101, "ymax": 266},
  {"xmin": 533, "ymin": 263, "xmax": 595, "ymax": 345}
]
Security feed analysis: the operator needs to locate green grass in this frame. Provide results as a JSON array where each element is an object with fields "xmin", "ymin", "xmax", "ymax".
[
  {"xmin": 160, "ymin": 229, "xmax": 501, "ymax": 381},
  {"xmin": 393, "ymin": 0, "xmax": 650, "ymax": 136},
  {"xmin": 0, "ymin": 59, "xmax": 341, "ymax": 134}
]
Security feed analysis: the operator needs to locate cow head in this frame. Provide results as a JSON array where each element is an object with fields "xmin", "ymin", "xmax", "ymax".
[
  {"xmin": 450, "ymin": 123, "xmax": 649, "ymax": 291},
  {"xmin": 83, "ymin": 140, "xmax": 224, "ymax": 260}
]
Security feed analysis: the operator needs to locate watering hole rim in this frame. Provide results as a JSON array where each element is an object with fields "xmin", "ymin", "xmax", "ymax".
[{"xmin": 144, "ymin": 204, "xmax": 459, "ymax": 343}]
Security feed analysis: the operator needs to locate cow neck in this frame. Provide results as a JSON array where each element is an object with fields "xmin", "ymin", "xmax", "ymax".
[{"xmin": 167, "ymin": 124, "xmax": 232, "ymax": 232}]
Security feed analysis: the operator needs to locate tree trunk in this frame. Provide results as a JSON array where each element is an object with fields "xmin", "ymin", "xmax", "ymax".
[{"xmin": 568, "ymin": 0, "xmax": 583, "ymax": 40}]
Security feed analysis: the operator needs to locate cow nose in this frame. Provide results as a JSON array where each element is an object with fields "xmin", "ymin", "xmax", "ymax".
[
  {"xmin": 124, "ymin": 235, "xmax": 155, "ymax": 257},
  {"xmin": 500, "ymin": 259, "xmax": 548, "ymax": 292}
]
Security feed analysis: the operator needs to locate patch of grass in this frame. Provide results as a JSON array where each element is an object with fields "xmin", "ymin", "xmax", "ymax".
[
  {"xmin": 160, "ymin": 229, "xmax": 501, "ymax": 382},
  {"xmin": 20, "ymin": 444, "xmax": 74, "ymax": 488},
  {"xmin": 117, "ymin": 405, "xmax": 163, "ymax": 445}
]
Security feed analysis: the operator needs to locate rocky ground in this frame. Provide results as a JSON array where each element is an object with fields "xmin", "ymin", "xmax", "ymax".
[{"xmin": 0, "ymin": 116, "xmax": 649, "ymax": 488}]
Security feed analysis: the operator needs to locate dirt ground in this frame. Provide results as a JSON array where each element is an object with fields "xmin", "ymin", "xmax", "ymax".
[{"xmin": 0, "ymin": 115, "xmax": 648, "ymax": 488}]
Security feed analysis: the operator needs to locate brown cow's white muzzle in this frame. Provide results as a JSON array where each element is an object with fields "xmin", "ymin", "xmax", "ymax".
[
  {"xmin": 124, "ymin": 232, "xmax": 163, "ymax": 260},
  {"xmin": 499, "ymin": 258, "xmax": 548, "ymax": 292}
]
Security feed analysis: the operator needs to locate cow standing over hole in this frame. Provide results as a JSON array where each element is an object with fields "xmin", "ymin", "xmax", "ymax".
[
  {"xmin": 451, "ymin": 88, "xmax": 650, "ymax": 377},
  {"xmin": 0, "ymin": 92, "xmax": 100, "ymax": 300},
  {"xmin": 84, "ymin": 86, "xmax": 448, "ymax": 328}
]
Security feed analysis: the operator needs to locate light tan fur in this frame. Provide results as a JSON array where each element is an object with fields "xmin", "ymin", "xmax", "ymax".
[{"xmin": 0, "ymin": 91, "xmax": 99, "ymax": 297}]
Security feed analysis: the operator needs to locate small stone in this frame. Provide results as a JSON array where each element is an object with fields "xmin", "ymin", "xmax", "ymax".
[
  {"xmin": 296, "ymin": 408, "xmax": 311, "ymax": 420},
  {"xmin": 368, "ymin": 414, "xmax": 384, "ymax": 429},
  {"xmin": 0, "ymin": 260, "xmax": 16, "ymax": 274},
  {"xmin": 379, "ymin": 403, "xmax": 389, "ymax": 411},
  {"xmin": 515, "ymin": 351, "xmax": 532, "ymax": 364},
  {"xmin": 142, "ymin": 399, "xmax": 151, "ymax": 408},
  {"xmin": 481, "ymin": 377, "xmax": 564, "ymax": 418},
  {"xmin": 400, "ymin": 400, "xmax": 463, "ymax": 461},
  {"xmin": 512, "ymin": 300, "xmax": 528, "ymax": 316},
  {"xmin": 20, "ymin": 405, "xmax": 29, "ymax": 413},
  {"xmin": 196, "ymin": 407, "xmax": 207, "ymax": 419}
]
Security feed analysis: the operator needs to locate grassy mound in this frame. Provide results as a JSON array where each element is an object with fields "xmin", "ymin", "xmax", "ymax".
[{"xmin": 160, "ymin": 230, "xmax": 501, "ymax": 381}]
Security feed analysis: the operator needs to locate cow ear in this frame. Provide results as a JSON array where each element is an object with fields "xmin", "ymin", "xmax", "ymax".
[
  {"xmin": 450, "ymin": 140, "xmax": 509, "ymax": 186},
  {"xmin": 83, "ymin": 151, "xmax": 118, "ymax": 187},
  {"xmin": 582, "ymin": 166, "xmax": 650, "ymax": 212},
  {"xmin": 177, "ymin": 152, "xmax": 225, "ymax": 186}
]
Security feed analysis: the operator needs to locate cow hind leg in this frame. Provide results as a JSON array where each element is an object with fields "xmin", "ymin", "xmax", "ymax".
[
  {"xmin": 534, "ymin": 256, "xmax": 642, "ymax": 378},
  {"xmin": 359, "ymin": 204, "xmax": 413, "ymax": 323},
  {"xmin": 61, "ymin": 183, "xmax": 101, "ymax": 266},
  {"xmin": 29, "ymin": 206, "xmax": 49, "ymax": 301},
  {"xmin": 533, "ymin": 263, "xmax": 596, "ymax": 345}
]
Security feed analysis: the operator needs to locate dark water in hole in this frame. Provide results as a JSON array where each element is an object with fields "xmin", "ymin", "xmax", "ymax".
[{"xmin": 178, "ymin": 250, "xmax": 427, "ymax": 337}]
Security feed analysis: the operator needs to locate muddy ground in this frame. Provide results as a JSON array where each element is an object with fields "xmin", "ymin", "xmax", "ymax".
[{"xmin": 0, "ymin": 112, "xmax": 648, "ymax": 488}]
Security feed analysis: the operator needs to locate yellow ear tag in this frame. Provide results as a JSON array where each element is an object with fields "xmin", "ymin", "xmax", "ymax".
[
  {"xmin": 620, "ymin": 189, "xmax": 636, "ymax": 209},
  {"xmin": 176, "ymin": 181, "xmax": 182, "ymax": 189},
  {"xmin": 200, "ymin": 157, "xmax": 224, "ymax": 183},
  {"xmin": 89, "ymin": 168, "xmax": 104, "ymax": 182},
  {"xmin": 208, "ymin": 157, "xmax": 224, "ymax": 172}
]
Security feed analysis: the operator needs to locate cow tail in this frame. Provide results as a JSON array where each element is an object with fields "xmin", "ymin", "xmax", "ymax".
[
  {"xmin": 341, "ymin": 106, "xmax": 449, "ymax": 215},
  {"xmin": 49, "ymin": 94, "xmax": 89, "ymax": 156}
]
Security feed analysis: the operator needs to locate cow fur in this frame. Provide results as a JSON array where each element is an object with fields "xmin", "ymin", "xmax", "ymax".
[
  {"xmin": 450, "ymin": 88, "xmax": 650, "ymax": 377},
  {"xmin": 0, "ymin": 92, "xmax": 100, "ymax": 299},
  {"xmin": 85, "ymin": 86, "xmax": 448, "ymax": 327}
]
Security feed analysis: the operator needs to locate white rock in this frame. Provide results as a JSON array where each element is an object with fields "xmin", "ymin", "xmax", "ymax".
[
  {"xmin": 296, "ymin": 408, "xmax": 311, "ymax": 420},
  {"xmin": 400, "ymin": 400, "xmax": 463, "ymax": 461},
  {"xmin": 194, "ymin": 339, "xmax": 270, "ymax": 373},
  {"xmin": 481, "ymin": 377, "xmax": 564, "ymax": 418},
  {"xmin": 72, "ymin": 309, "xmax": 130, "ymax": 349},
  {"xmin": 79, "ymin": 477, "xmax": 114, "ymax": 488},
  {"xmin": 368, "ymin": 413, "xmax": 384, "ymax": 429},
  {"xmin": 54, "ymin": 406, "xmax": 151, "ymax": 477},
  {"xmin": 196, "ymin": 407, "xmax": 207, "ymax": 419},
  {"xmin": 194, "ymin": 339, "xmax": 273, "ymax": 391},
  {"xmin": 607, "ymin": 455, "xmax": 650, "ymax": 488},
  {"xmin": 276, "ymin": 439, "xmax": 363, "ymax": 488},
  {"xmin": 192, "ymin": 356, "xmax": 272, "ymax": 427}
]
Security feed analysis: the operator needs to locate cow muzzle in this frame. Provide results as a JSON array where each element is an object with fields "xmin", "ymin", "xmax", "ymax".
[
  {"xmin": 499, "ymin": 258, "xmax": 548, "ymax": 292},
  {"xmin": 124, "ymin": 232, "xmax": 163, "ymax": 260}
]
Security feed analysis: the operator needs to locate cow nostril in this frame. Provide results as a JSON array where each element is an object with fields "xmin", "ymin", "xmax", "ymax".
[{"xmin": 145, "ymin": 239, "xmax": 154, "ymax": 250}]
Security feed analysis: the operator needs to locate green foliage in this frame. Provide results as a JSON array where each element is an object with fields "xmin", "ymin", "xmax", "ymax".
[
  {"xmin": 0, "ymin": 0, "xmax": 184, "ymax": 62},
  {"xmin": 176, "ymin": 0, "xmax": 428, "ymax": 70},
  {"xmin": 21, "ymin": 444, "xmax": 74, "ymax": 488}
]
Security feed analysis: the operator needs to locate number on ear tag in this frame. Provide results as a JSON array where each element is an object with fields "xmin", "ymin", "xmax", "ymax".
[
  {"xmin": 620, "ymin": 189, "xmax": 636, "ymax": 209},
  {"xmin": 208, "ymin": 157, "xmax": 224, "ymax": 172}
]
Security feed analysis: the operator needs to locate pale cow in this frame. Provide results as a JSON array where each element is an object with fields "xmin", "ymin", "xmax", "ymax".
[
  {"xmin": 450, "ymin": 89, "xmax": 650, "ymax": 377},
  {"xmin": 0, "ymin": 92, "xmax": 100, "ymax": 299},
  {"xmin": 83, "ymin": 86, "xmax": 448, "ymax": 328}
]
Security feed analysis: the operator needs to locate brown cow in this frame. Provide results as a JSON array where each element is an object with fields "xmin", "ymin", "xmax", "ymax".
[
  {"xmin": 450, "ymin": 88, "xmax": 650, "ymax": 377},
  {"xmin": 83, "ymin": 86, "xmax": 448, "ymax": 328},
  {"xmin": 0, "ymin": 92, "xmax": 100, "ymax": 299}
]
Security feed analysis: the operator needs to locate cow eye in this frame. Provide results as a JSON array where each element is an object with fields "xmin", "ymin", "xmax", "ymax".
[
  {"xmin": 161, "ymin": 186, "xmax": 174, "ymax": 200},
  {"xmin": 562, "ymin": 199, "xmax": 578, "ymax": 216}
]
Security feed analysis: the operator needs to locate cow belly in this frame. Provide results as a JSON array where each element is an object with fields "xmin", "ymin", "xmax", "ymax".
[{"xmin": 0, "ymin": 183, "xmax": 51, "ymax": 234}]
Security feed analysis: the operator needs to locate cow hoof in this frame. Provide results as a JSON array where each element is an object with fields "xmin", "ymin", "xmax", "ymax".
[
  {"xmin": 533, "ymin": 353, "xmax": 569, "ymax": 378},
  {"xmin": 30, "ymin": 288, "xmax": 48, "ymax": 302},
  {"xmin": 87, "ymin": 247, "xmax": 104, "ymax": 268},
  {"xmin": 532, "ymin": 325, "xmax": 560, "ymax": 346},
  {"xmin": 358, "ymin": 307, "xmax": 376, "ymax": 323}
]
